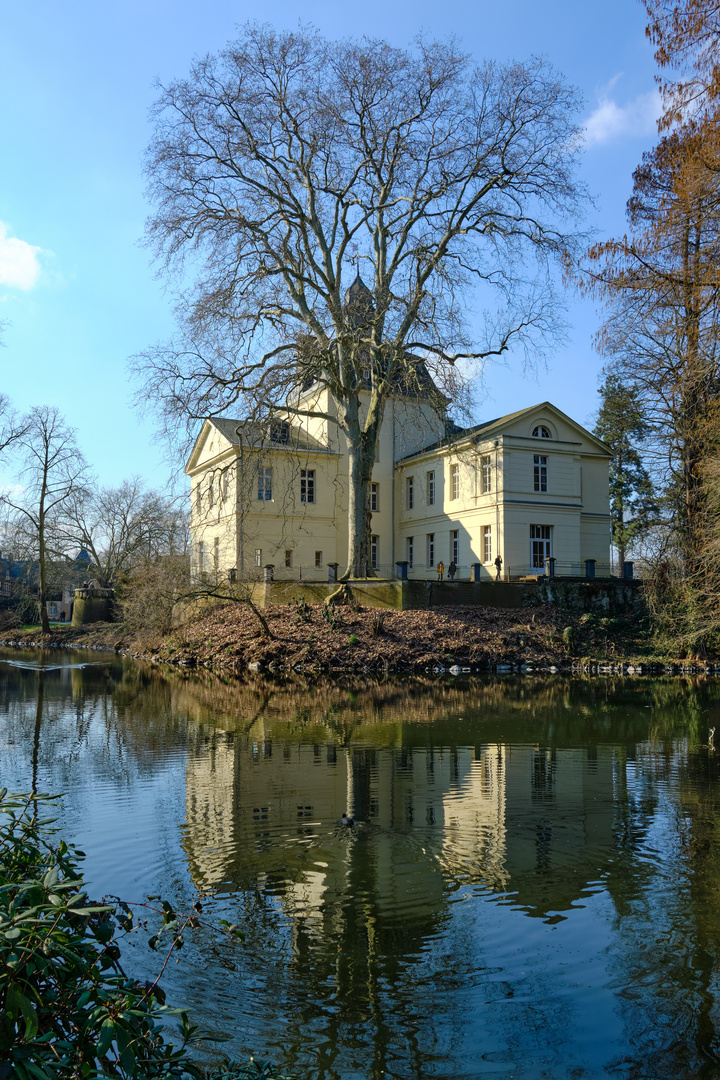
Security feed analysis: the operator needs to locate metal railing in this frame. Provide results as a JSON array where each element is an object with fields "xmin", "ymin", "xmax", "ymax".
[{"xmin": 213, "ymin": 559, "xmax": 623, "ymax": 585}]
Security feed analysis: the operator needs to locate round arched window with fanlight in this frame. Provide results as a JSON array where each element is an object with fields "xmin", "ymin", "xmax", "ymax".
[{"xmin": 532, "ymin": 424, "xmax": 551, "ymax": 439}]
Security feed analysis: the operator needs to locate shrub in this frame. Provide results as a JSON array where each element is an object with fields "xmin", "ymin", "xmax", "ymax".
[
  {"xmin": 348, "ymin": 634, "xmax": 359, "ymax": 646},
  {"xmin": 0, "ymin": 609, "xmax": 20, "ymax": 632},
  {"xmin": 15, "ymin": 598, "xmax": 39, "ymax": 627},
  {"xmin": 0, "ymin": 789, "xmax": 294, "ymax": 1080}
]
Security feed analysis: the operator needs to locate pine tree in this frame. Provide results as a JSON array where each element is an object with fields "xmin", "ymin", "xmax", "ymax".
[{"xmin": 594, "ymin": 374, "xmax": 658, "ymax": 571}]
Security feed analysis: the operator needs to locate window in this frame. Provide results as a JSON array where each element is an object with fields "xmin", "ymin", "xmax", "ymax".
[
  {"xmin": 531, "ymin": 525, "xmax": 552, "ymax": 569},
  {"xmin": 482, "ymin": 525, "xmax": 492, "ymax": 563},
  {"xmin": 300, "ymin": 469, "xmax": 315, "ymax": 503},
  {"xmin": 533, "ymin": 425, "xmax": 551, "ymax": 439},
  {"xmin": 427, "ymin": 471, "xmax": 435, "ymax": 506},
  {"xmin": 370, "ymin": 482, "xmax": 379, "ymax": 512},
  {"xmin": 407, "ymin": 476, "xmax": 414, "ymax": 510},
  {"xmin": 208, "ymin": 477, "xmax": 214, "ymax": 509},
  {"xmin": 451, "ymin": 529, "xmax": 459, "ymax": 563},
  {"xmin": 285, "ymin": 549, "xmax": 293, "ymax": 568},
  {"xmin": 222, "ymin": 470, "xmax": 229, "ymax": 501},
  {"xmin": 258, "ymin": 465, "xmax": 272, "ymax": 501},
  {"xmin": 255, "ymin": 548, "xmax": 262, "ymax": 567},
  {"xmin": 450, "ymin": 463, "xmax": 459, "ymax": 500},
  {"xmin": 481, "ymin": 455, "xmax": 492, "ymax": 494},
  {"xmin": 371, "ymin": 534, "xmax": 379, "ymax": 571},
  {"xmin": 196, "ymin": 486, "xmax": 201, "ymax": 513},
  {"xmin": 197, "ymin": 541, "xmax": 204, "ymax": 575},
  {"xmin": 407, "ymin": 536, "xmax": 414, "ymax": 569},
  {"xmin": 427, "ymin": 533, "xmax": 435, "ymax": 567},
  {"xmin": 213, "ymin": 537, "xmax": 219, "ymax": 571},
  {"xmin": 270, "ymin": 419, "xmax": 289, "ymax": 443},
  {"xmin": 315, "ymin": 550, "xmax": 322, "ymax": 568},
  {"xmin": 534, "ymin": 455, "xmax": 548, "ymax": 493}
]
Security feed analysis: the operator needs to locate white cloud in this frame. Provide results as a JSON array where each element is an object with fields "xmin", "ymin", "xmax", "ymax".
[
  {"xmin": 583, "ymin": 78, "xmax": 662, "ymax": 147},
  {"xmin": 0, "ymin": 222, "xmax": 43, "ymax": 290}
]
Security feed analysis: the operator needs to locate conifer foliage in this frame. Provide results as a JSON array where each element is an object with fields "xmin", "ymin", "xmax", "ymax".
[{"xmin": 594, "ymin": 374, "xmax": 658, "ymax": 569}]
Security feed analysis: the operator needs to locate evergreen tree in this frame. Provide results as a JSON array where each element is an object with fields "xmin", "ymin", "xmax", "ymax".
[{"xmin": 594, "ymin": 374, "xmax": 658, "ymax": 570}]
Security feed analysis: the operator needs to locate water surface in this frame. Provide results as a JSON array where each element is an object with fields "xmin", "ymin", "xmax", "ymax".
[{"xmin": 2, "ymin": 648, "xmax": 720, "ymax": 1079}]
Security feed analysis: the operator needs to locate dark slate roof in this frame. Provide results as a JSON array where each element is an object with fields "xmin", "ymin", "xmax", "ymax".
[{"xmin": 206, "ymin": 417, "xmax": 332, "ymax": 453}]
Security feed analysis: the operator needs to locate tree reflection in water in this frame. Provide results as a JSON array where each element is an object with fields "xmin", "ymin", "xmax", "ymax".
[{"xmin": 3, "ymin": 653, "xmax": 720, "ymax": 1077}]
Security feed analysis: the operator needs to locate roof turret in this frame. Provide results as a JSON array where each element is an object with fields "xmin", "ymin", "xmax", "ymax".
[{"xmin": 343, "ymin": 271, "xmax": 374, "ymax": 328}]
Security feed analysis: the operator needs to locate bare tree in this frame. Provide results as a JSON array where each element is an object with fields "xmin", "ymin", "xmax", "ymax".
[
  {"xmin": 135, "ymin": 26, "xmax": 587, "ymax": 577},
  {"xmin": 584, "ymin": 126, "xmax": 720, "ymax": 578},
  {"xmin": 1, "ymin": 407, "xmax": 90, "ymax": 633},
  {"xmin": 58, "ymin": 479, "xmax": 188, "ymax": 588},
  {"xmin": 0, "ymin": 395, "xmax": 29, "ymax": 459},
  {"xmin": 643, "ymin": 0, "xmax": 720, "ymax": 127}
]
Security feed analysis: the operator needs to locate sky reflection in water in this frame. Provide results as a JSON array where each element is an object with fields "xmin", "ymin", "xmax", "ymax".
[{"xmin": 2, "ymin": 649, "xmax": 720, "ymax": 1080}]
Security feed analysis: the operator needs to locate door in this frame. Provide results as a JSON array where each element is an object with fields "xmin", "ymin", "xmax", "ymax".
[{"xmin": 530, "ymin": 525, "xmax": 552, "ymax": 570}]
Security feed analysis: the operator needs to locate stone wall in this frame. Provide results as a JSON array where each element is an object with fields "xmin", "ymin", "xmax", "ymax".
[
  {"xmin": 170, "ymin": 576, "xmax": 642, "ymax": 625},
  {"xmin": 528, "ymin": 577, "xmax": 644, "ymax": 614}
]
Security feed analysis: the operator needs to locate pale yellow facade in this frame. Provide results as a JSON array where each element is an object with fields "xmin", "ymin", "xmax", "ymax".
[{"xmin": 186, "ymin": 396, "xmax": 611, "ymax": 581}]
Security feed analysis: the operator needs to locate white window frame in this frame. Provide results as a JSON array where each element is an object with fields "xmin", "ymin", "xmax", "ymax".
[
  {"xmin": 533, "ymin": 425, "xmax": 551, "ymax": 439},
  {"xmin": 427, "ymin": 533, "xmax": 435, "ymax": 568},
  {"xmin": 270, "ymin": 420, "xmax": 289, "ymax": 443},
  {"xmin": 254, "ymin": 548, "xmax": 262, "ymax": 567},
  {"xmin": 534, "ymin": 455, "xmax": 548, "ymax": 493},
  {"xmin": 407, "ymin": 476, "xmax": 414, "ymax": 510},
  {"xmin": 285, "ymin": 549, "xmax": 293, "ymax": 568},
  {"xmin": 451, "ymin": 529, "xmax": 459, "ymax": 563},
  {"xmin": 450, "ymin": 463, "xmax": 459, "ymax": 500},
  {"xmin": 371, "ymin": 534, "xmax": 379, "ymax": 571},
  {"xmin": 530, "ymin": 525, "xmax": 552, "ymax": 569},
  {"xmin": 481, "ymin": 455, "xmax": 492, "ymax": 494},
  {"xmin": 315, "ymin": 550, "xmax": 323, "ymax": 568},
  {"xmin": 370, "ymin": 482, "xmax": 379, "ymax": 512},
  {"xmin": 258, "ymin": 465, "xmax": 273, "ymax": 501},
  {"xmin": 427, "ymin": 471, "xmax": 435, "ymax": 506},
  {"xmin": 407, "ymin": 536, "xmax": 414, "ymax": 569},
  {"xmin": 482, "ymin": 525, "xmax": 492, "ymax": 563},
  {"xmin": 300, "ymin": 469, "xmax": 315, "ymax": 504}
]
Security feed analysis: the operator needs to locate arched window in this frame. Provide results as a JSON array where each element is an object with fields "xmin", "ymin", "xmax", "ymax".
[{"xmin": 532, "ymin": 425, "xmax": 551, "ymax": 439}]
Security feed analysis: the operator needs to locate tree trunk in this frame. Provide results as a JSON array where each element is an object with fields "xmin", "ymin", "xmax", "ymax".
[
  {"xmin": 343, "ymin": 401, "xmax": 379, "ymax": 579},
  {"xmin": 345, "ymin": 444, "xmax": 372, "ymax": 578},
  {"xmin": 38, "ymin": 512, "xmax": 50, "ymax": 635}
]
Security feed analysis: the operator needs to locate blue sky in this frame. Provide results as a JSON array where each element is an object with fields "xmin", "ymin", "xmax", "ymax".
[{"xmin": 0, "ymin": 0, "xmax": 661, "ymax": 491}]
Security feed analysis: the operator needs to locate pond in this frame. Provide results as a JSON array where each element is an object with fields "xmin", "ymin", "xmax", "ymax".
[{"xmin": 2, "ymin": 648, "xmax": 720, "ymax": 1079}]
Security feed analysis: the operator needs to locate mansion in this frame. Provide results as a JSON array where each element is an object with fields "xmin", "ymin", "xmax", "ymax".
[{"xmin": 186, "ymin": 379, "xmax": 612, "ymax": 583}]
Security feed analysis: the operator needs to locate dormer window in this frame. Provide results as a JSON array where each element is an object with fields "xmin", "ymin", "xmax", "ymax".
[
  {"xmin": 270, "ymin": 420, "xmax": 290, "ymax": 444},
  {"xmin": 533, "ymin": 425, "xmax": 551, "ymax": 439}
]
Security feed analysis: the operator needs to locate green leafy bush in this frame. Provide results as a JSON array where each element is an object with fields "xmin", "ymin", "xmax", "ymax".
[{"xmin": 0, "ymin": 790, "xmax": 293, "ymax": 1080}]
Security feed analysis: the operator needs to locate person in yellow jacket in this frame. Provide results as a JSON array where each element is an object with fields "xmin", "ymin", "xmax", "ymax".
[{"xmin": 436, "ymin": 561, "xmax": 445, "ymax": 581}]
